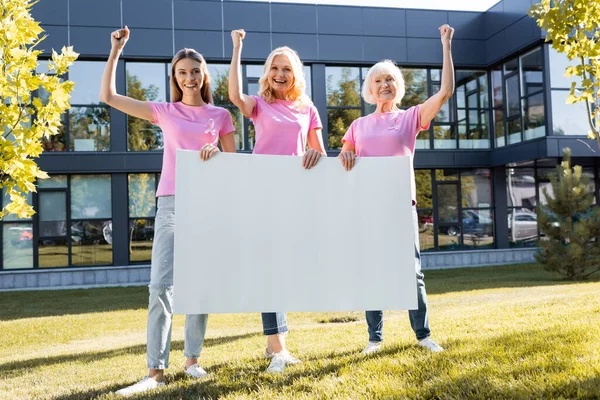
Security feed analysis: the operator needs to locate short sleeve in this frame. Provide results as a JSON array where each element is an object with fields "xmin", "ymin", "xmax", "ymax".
[
  {"xmin": 413, "ymin": 104, "xmax": 431, "ymax": 132},
  {"xmin": 308, "ymin": 104, "xmax": 323, "ymax": 131},
  {"xmin": 219, "ymin": 108, "xmax": 235, "ymax": 137},
  {"xmin": 149, "ymin": 102, "xmax": 168, "ymax": 125},
  {"xmin": 342, "ymin": 120, "xmax": 356, "ymax": 145},
  {"xmin": 250, "ymin": 95, "xmax": 261, "ymax": 121}
]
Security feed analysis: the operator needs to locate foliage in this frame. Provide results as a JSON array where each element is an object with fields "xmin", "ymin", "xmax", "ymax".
[
  {"xmin": 529, "ymin": 0, "xmax": 600, "ymax": 144},
  {"xmin": 0, "ymin": 0, "xmax": 78, "ymax": 219},
  {"xmin": 536, "ymin": 148, "xmax": 600, "ymax": 279},
  {"xmin": 126, "ymin": 71, "xmax": 161, "ymax": 151}
]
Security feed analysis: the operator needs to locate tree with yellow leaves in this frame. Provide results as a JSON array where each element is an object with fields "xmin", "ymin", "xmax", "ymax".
[
  {"xmin": 529, "ymin": 0, "xmax": 600, "ymax": 145},
  {"xmin": 0, "ymin": 0, "xmax": 78, "ymax": 219}
]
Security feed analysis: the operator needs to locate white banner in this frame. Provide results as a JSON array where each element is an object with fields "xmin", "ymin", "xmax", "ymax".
[{"xmin": 173, "ymin": 150, "xmax": 417, "ymax": 314}]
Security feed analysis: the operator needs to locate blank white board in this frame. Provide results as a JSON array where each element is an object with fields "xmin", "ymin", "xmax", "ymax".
[{"xmin": 173, "ymin": 150, "xmax": 417, "ymax": 314}]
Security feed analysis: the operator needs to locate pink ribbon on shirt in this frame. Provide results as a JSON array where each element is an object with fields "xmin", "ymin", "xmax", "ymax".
[{"xmin": 204, "ymin": 119, "xmax": 216, "ymax": 136}]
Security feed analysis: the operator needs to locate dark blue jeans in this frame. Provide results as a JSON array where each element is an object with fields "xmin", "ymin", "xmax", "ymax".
[
  {"xmin": 365, "ymin": 205, "xmax": 431, "ymax": 342},
  {"xmin": 261, "ymin": 312, "xmax": 288, "ymax": 335}
]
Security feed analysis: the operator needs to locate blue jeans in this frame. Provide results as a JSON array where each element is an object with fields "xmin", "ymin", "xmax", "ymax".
[
  {"xmin": 147, "ymin": 196, "xmax": 208, "ymax": 369},
  {"xmin": 365, "ymin": 205, "xmax": 431, "ymax": 342},
  {"xmin": 261, "ymin": 312, "xmax": 288, "ymax": 335}
]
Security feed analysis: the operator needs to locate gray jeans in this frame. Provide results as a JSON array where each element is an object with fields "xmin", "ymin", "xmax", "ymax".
[{"xmin": 147, "ymin": 196, "xmax": 208, "ymax": 369}]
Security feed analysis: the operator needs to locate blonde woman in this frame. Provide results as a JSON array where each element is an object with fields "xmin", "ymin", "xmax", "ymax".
[
  {"xmin": 101, "ymin": 27, "xmax": 236, "ymax": 396},
  {"xmin": 339, "ymin": 25, "xmax": 455, "ymax": 355},
  {"xmin": 228, "ymin": 29, "xmax": 326, "ymax": 373}
]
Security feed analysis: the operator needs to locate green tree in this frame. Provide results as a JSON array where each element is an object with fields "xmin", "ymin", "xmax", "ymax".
[
  {"xmin": 536, "ymin": 149, "xmax": 600, "ymax": 279},
  {"xmin": 529, "ymin": 0, "xmax": 600, "ymax": 145},
  {"xmin": 126, "ymin": 72, "xmax": 161, "ymax": 151},
  {"xmin": 212, "ymin": 70, "xmax": 243, "ymax": 149},
  {"xmin": 0, "ymin": 0, "xmax": 78, "ymax": 218}
]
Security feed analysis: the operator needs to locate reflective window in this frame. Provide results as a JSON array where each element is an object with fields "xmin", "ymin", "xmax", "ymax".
[
  {"xmin": 506, "ymin": 168, "xmax": 536, "ymax": 207},
  {"xmin": 507, "ymin": 118, "xmax": 522, "ymax": 145},
  {"xmin": 520, "ymin": 48, "xmax": 544, "ymax": 96},
  {"xmin": 69, "ymin": 107, "xmax": 110, "ymax": 151},
  {"xmin": 128, "ymin": 173, "xmax": 159, "ymax": 263},
  {"xmin": 456, "ymin": 71, "xmax": 489, "ymax": 149},
  {"xmin": 71, "ymin": 220, "xmax": 113, "ymax": 266},
  {"xmin": 494, "ymin": 108, "xmax": 505, "ymax": 147},
  {"xmin": 402, "ymin": 69, "xmax": 428, "ymax": 107},
  {"xmin": 492, "ymin": 68, "xmax": 503, "ymax": 107},
  {"xmin": 549, "ymin": 47, "xmax": 577, "ymax": 89},
  {"xmin": 326, "ymin": 67, "xmax": 361, "ymax": 149},
  {"xmin": 126, "ymin": 62, "xmax": 167, "ymax": 151},
  {"xmin": 433, "ymin": 125, "xmax": 456, "ymax": 149},
  {"xmin": 461, "ymin": 169, "xmax": 492, "ymax": 208},
  {"xmin": 551, "ymin": 90, "xmax": 590, "ymax": 135},
  {"xmin": 506, "ymin": 74, "xmax": 520, "ymax": 117},
  {"xmin": 66, "ymin": 61, "xmax": 111, "ymax": 152},
  {"xmin": 39, "ymin": 192, "xmax": 67, "ymax": 237},
  {"xmin": 3, "ymin": 224, "xmax": 33, "ymax": 269},
  {"xmin": 508, "ymin": 208, "xmax": 538, "ymax": 247},
  {"xmin": 38, "ymin": 239, "xmax": 69, "ymax": 268},
  {"xmin": 70, "ymin": 175, "xmax": 112, "ymax": 219},
  {"xmin": 523, "ymin": 93, "xmax": 545, "ymax": 140}
]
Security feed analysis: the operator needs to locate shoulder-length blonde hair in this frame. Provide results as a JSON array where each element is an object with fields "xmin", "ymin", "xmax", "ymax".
[
  {"xmin": 258, "ymin": 46, "xmax": 307, "ymax": 103},
  {"xmin": 362, "ymin": 60, "xmax": 405, "ymax": 105},
  {"xmin": 170, "ymin": 48, "xmax": 213, "ymax": 104}
]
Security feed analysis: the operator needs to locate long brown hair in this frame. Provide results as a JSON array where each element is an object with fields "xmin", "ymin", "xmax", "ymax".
[{"xmin": 169, "ymin": 48, "xmax": 213, "ymax": 104}]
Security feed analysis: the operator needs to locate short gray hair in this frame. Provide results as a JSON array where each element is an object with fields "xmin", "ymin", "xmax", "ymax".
[{"xmin": 361, "ymin": 60, "xmax": 405, "ymax": 105}]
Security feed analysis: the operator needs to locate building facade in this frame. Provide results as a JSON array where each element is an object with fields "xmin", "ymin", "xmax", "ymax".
[{"xmin": 1, "ymin": 0, "xmax": 596, "ymax": 290}]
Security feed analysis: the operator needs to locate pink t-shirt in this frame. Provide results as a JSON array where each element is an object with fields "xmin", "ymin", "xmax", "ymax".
[
  {"xmin": 342, "ymin": 105, "xmax": 429, "ymax": 201},
  {"xmin": 150, "ymin": 102, "xmax": 235, "ymax": 196},
  {"xmin": 251, "ymin": 95, "xmax": 322, "ymax": 155}
]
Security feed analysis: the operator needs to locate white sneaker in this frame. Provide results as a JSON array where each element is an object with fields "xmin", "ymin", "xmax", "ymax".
[
  {"xmin": 115, "ymin": 376, "xmax": 165, "ymax": 396},
  {"xmin": 184, "ymin": 363, "xmax": 208, "ymax": 379},
  {"xmin": 360, "ymin": 341, "xmax": 382, "ymax": 355},
  {"xmin": 418, "ymin": 338, "xmax": 444, "ymax": 352},
  {"xmin": 266, "ymin": 350, "xmax": 301, "ymax": 373}
]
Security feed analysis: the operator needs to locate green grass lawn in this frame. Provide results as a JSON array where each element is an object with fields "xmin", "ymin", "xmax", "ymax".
[{"xmin": 1, "ymin": 263, "xmax": 599, "ymax": 399}]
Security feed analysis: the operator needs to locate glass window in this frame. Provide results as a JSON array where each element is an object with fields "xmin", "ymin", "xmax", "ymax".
[
  {"xmin": 433, "ymin": 125, "xmax": 456, "ymax": 149},
  {"xmin": 71, "ymin": 220, "xmax": 113, "ymax": 266},
  {"xmin": 507, "ymin": 118, "xmax": 521, "ymax": 144},
  {"xmin": 129, "ymin": 219, "xmax": 154, "ymax": 262},
  {"xmin": 1, "ymin": 188, "xmax": 32, "ymax": 222},
  {"xmin": 492, "ymin": 68, "xmax": 503, "ymax": 107},
  {"xmin": 414, "ymin": 170, "xmax": 432, "ymax": 208},
  {"xmin": 327, "ymin": 108, "xmax": 360, "ymax": 149},
  {"xmin": 461, "ymin": 209, "xmax": 494, "ymax": 248},
  {"xmin": 208, "ymin": 64, "xmax": 231, "ymax": 105},
  {"xmin": 70, "ymin": 175, "xmax": 112, "ymax": 219},
  {"xmin": 246, "ymin": 65, "xmax": 263, "ymax": 79},
  {"xmin": 126, "ymin": 62, "xmax": 167, "ymax": 151},
  {"xmin": 520, "ymin": 48, "xmax": 543, "ymax": 96},
  {"xmin": 303, "ymin": 65, "xmax": 312, "ymax": 99},
  {"xmin": 494, "ymin": 108, "xmax": 505, "ymax": 147},
  {"xmin": 417, "ymin": 209, "xmax": 434, "ymax": 251},
  {"xmin": 551, "ymin": 90, "xmax": 590, "ymax": 135},
  {"xmin": 38, "ymin": 175, "xmax": 67, "ymax": 189},
  {"xmin": 506, "ymin": 168, "xmax": 536, "ymax": 207},
  {"xmin": 523, "ymin": 93, "xmax": 545, "ymax": 140},
  {"xmin": 416, "ymin": 130, "xmax": 430, "ymax": 150},
  {"xmin": 69, "ymin": 107, "xmax": 110, "ymax": 151},
  {"xmin": 69, "ymin": 61, "xmax": 106, "ymax": 105},
  {"xmin": 128, "ymin": 174, "xmax": 157, "ymax": 218},
  {"xmin": 326, "ymin": 67, "xmax": 360, "ymax": 107},
  {"xmin": 433, "ymin": 83, "xmax": 453, "ymax": 123},
  {"xmin": 461, "ymin": 169, "xmax": 492, "ymax": 208},
  {"xmin": 402, "ymin": 69, "xmax": 428, "ymax": 107},
  {"xmin": 39, "ymin": 192, "xmax": 67, "ymax": 237},
  {"xmin": 504, "ymin": 58, "xmax": 518, "ymax": 75},
  {"xmin": 2, "ymin": 223, "xmax": 33, "ymax": 269},
  {"xmin": 508, "ymin": 207, "xmax": 538, "ymax": 247},
  {"xmin": 549, "ymin": 47, "xmax": 576, "ymax": 89},
  {"xmin": 38, "ymin": 239, "xmax": 69, "ymax": 267},
  {"xmin": 506, "ymin": 74, "xmax": 520, "ymax": 117}
]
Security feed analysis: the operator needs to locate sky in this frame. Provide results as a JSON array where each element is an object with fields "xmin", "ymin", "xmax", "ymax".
[{"xmin": 246, "ymin": 0, "xmax": 501, "ymax": 12}]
